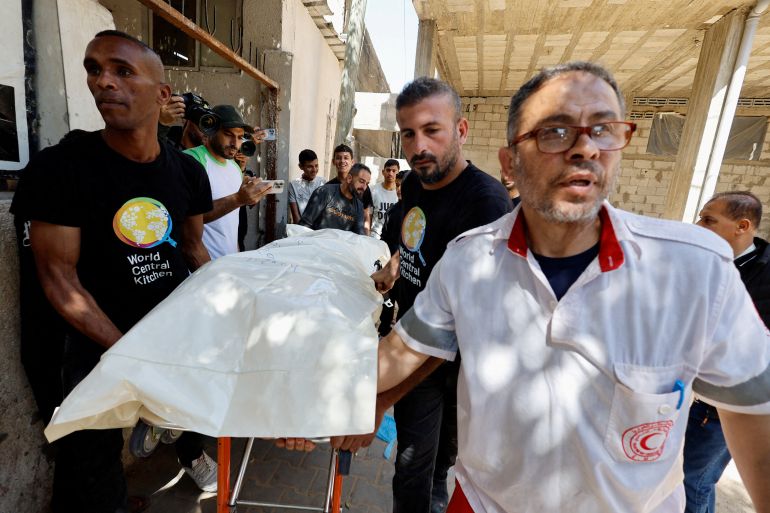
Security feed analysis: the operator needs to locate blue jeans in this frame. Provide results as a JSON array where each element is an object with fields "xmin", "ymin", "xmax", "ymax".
[
  {"xmin": 393, "ymin": 359, "xmax": 458, "ymax": 513},
  {"xmin": 682, "ymin": 400, "xmax": 732, "ymax": 513}
]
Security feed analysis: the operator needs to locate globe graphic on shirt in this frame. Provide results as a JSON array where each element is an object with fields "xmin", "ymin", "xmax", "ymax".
[
  {"xmin": 401, "ymin": 207, "xmax": 427, "ymax": 252},
  {"xmin": 113, "ymin": 197, "xmax": 176, "ymax": 249}
]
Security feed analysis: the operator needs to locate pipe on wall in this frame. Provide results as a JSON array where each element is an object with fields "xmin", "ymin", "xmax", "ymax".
[{"xmin": 694, "ymin": 0, "xmax": 770, "ymax": 219}]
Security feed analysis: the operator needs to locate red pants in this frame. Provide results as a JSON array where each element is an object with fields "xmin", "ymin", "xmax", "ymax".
[{"xmin": 447, "ymin": 480, "xmax": 474, "ymax": 513}]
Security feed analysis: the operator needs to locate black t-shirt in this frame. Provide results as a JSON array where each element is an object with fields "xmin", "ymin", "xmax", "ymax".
[
  {"xmin": 380, "ymin": 200, "xmax": 403, "ymax": 255},
  {"xmin": 397, "ymin": 163, "xmax": 512, "ymax": 317},
  {"xmin": 299, "ymin": 184, "xmax": 366, "ymax": 234},
  {"xmin": 11, "ymin": 130, "xmax": 212, "ymax": 339},
  {"xmin": 533, "ymin": 243, "xmax": 599, "ymax": 300},
  {"xmin": 327, "ymin": 176, "xmax": 374, "ymax": 209}
]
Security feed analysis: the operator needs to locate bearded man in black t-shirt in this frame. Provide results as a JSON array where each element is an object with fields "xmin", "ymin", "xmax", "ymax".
[
  {"xmin": 11, "ymin": 31, "xmax": 212, "ymax": 513},
  {"xmin": 300, "ymin": 163, "xmax": 371, "ymax": 234},
  {"xmin": 332, "ymin": 78, "xmax": 512, "ymax": 513},
  {"xmin": 326, "ymin": 143, "xmax": 375, "ymax": 234}
]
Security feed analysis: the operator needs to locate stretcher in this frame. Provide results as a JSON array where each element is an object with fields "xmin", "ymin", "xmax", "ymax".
[
  {"xmin": 43, "ymin": 229, "xmax": 385, "ymax": 512},
  {"xmin": 216, "ymin": 437, "xmax": 352, "ymax": 513}
]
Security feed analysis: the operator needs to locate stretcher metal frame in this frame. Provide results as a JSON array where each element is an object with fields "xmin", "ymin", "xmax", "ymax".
[{"xmin": 216, "ymin": 437, "xmax": 350, "ymax": 513}]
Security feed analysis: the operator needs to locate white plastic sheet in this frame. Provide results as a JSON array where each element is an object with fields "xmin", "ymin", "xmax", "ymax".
[{"xmin": 45, "ymin": 227, "xmax": 389, "ymax": 442}]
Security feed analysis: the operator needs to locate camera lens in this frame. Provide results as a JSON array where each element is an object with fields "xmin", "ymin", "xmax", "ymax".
[
  {"xmin": 240, "ymin": 140, "xmax": 257, "ymax": 157},
  {"xmin": 199, "ymin": 113, "xmax": 218, "ymax": 131}
]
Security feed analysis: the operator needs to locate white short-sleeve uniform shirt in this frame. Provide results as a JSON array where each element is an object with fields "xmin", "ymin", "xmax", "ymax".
[{"xmin": 395, "ymin": 203, "xmax": 770, "ymax": 513}]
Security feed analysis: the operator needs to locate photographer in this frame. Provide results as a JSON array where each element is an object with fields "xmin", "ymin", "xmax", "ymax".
[
  {"xmin": 159, "ymin": 94, "xmax": 209, "ymax": 150},
  {"xmin": 184, "ymin": 104, "xmax": 272, "ymax": 259}
]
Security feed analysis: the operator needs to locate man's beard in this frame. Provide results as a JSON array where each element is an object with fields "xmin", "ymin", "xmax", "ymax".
[
  {"xmin": 409, "ymin": 134, "xmax": 460, "ymax": 185},
  {"xmin": 514, "ymin": 153, "xmax": 616, "ymax": 224},
  {"xmin": 210, "ymin": 138, "xmax": 237, "ymax": 160}
]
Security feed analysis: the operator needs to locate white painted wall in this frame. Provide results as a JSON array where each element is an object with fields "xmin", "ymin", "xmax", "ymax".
[
  {"xmin": 57, "ymin": 0, "xmax": 114, "ymax": 132},
  {"xmin": 0, "ymin": 201, "xmax": 52, "ymax": 513},
  {"xmin": 281, "ymin": 0, "xmax": 343, "ymax": 181},
  {"xmin": 0, "ymin": 0, "xmax": 30, "ymax": 170}
]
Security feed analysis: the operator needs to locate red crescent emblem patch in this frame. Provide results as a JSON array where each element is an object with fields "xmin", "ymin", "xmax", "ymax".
[{"xmin": 622, "ymin": 421, "xmax": 674, "ymax": 462}]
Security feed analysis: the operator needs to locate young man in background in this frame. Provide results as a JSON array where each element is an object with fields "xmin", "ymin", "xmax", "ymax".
[{"xmin": 288, "ymin": 149, "xmax": 325, "ymax": 223}]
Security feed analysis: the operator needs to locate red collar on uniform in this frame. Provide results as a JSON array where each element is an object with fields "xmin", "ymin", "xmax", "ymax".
[{"xmin": 507, "ymin": 206, "xmax": 625, "ymax": 272}]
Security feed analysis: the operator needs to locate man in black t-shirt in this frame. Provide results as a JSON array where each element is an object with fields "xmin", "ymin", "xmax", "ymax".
[
  {"xmin": 300, "ymin": 163, "xmax": 371, "ymax": 234},
  {"xmin": 326, "ymin": 143, "xmax": 374, "ymax": 234},
  {"xmin": 332, "ymin": 78, "xmax": 512, "ymax": 513},
  {"xmin": 377, "ymin": 170, "xmax": 407, "ymax": 337},
  {"xmin": 11, "ymin": 31, "xmax": 212, "ymax": 513}
]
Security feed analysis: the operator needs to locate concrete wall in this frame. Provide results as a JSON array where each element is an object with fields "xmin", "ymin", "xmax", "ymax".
[
  {"xmin": 353, "ymin": 30, "xmax": 393, "ymax": 182},
  {"xmin": 0, "ymin": 201, "xmax": 52, "ymax": 513},
  {"xmin": 356, "ymin": 30, "xmax": 390, "ymax": 95},
  {"xmin": 100, "ymin": 0, "xmax": 262, "ymax": 135},
  {"xmin": 59, "ymin": 0, "xmax": 114, "ymax": 132},
  {"xmin": 34, "ymin": 0, "xmax": 114, "ymax": 149},
  {"xmin": 460, "ymin": 96, "xmax": 770, "ymax": 237},
  {"xmin": 459, "ymin": 96, "xmax": 508, "ymax": 177},
  {"xmin": 280, "ymin": 0, "xmax": 343, "ymax": 182},
  {"xmin": 614, "ymin": 118, "xmax": 770, "ymax": 238},
  {"xmin": 1, "ymin": 0, "xmax": 30, "ymax": 172},
  {"xmin": 33, "ymin": 0, "xmax": 71, "ymax": 149}
]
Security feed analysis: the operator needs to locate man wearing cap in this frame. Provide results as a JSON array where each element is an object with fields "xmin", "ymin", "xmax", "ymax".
[{"xmin": 185, "ymin": 104, "xmax": 272, "ymax": 259}]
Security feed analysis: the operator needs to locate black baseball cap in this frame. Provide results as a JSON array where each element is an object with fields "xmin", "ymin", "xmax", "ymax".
[{"xmin": 212, "ymin": 105, "xmax": 254, "ymax": 133}]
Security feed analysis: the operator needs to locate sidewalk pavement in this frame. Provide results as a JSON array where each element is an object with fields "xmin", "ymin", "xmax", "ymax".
[
  {"xmin": 716, "ymin": 461, "xmax": 756, "ymax": 513},
  {"xmin": 126, "ymin": 436, "xmax": 396, "ymax": 513},
  {"xmin": 126, "ymin": 437, "xmax": 753, "ymax": 513}
]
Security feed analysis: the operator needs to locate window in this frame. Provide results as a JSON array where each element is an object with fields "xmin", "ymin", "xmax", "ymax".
[
  {"xmin": 0, "ymin": 85, "xmax": 19, "ymax": 163},
  {"xmin": 152, "ymin": 1, "xmax": 197, "ymax": 67},
  {"xmin": 151, "ymin": 0, "xmax": 242, "ymax": 69},
  {"xmin": 647, "ymin": 113, "xmax": 768, "ymax": 161}
]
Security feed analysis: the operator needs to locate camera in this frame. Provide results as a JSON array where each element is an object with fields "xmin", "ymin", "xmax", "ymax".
[
  {"xmin": 240, "ymin": 132, "xmax": 257, "ymax": 157},
  {"xmin": 179, "ymin": 92, "xmax": 220, "ymax": 137}
]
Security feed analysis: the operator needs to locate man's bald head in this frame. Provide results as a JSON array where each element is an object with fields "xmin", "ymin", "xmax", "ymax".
[
  {"xmin": 93, "ymin": 30, "xmax": 165, "ymax": 81},
  {"xmin": 84, "ymin": 30, "xmax": 171, "ymax": 131}
]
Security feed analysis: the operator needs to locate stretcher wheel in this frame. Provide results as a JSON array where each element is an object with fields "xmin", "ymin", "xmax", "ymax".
[
  {"xmin": 129, "ymin": 420, "xmax": 162, "ymax": 458},
  {"xmin": 161, "ymin": 429, "xmax": 183, "ymax": 444}
]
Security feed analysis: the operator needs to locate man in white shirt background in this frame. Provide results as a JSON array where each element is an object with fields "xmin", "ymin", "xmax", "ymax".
[
  {"xmin": 288, "ymin": 149, "xmax": 326, "ymax": 223},
  {"xmin": 185, "ymin": 104, "xmax": 271, "ymax": 259},
  {"xmin": 369, "ymin": 159, "xmax": 400, "ymax": 238}
]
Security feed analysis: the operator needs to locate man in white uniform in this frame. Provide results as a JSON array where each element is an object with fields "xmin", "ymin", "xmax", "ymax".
[
  {"xmin": 333, "ymin": 62, "xmax": 770, "ymax": 513},
  {"xmin": 185, "ymin": 104, "xmax": 271, "ymax": 258}
]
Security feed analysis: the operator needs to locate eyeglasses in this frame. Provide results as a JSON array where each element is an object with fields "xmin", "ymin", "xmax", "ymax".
[{"xmin": 511, "ymin": 121, "xmax": 637, "ymax": 154}]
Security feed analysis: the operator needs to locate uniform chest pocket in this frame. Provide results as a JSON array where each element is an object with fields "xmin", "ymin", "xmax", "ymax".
[{"xmin": 604, "ymin": 363, "xmax": 689, "ymax": 464}]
